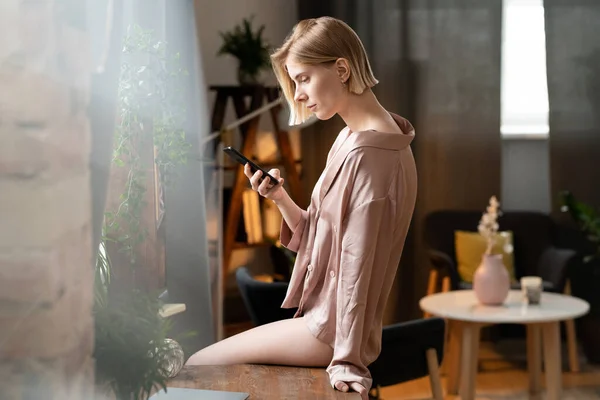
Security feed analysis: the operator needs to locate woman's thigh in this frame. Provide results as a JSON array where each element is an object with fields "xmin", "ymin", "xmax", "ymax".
[{"xmin": 186, "ymin": 317, "xmax": 333, "ymax": 367}]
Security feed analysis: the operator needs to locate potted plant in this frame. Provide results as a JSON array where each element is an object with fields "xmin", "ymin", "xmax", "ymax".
[
  {"xmin": 560, "ymin": 191, "xmax": 600, "ymax": 364},
  {"xmin": 94, "ymin": 243, "xmax": 186, "ymax": 400},
  {"xmin": 217, "ymin": 16, "xmax": 271, "ymax": 85}
]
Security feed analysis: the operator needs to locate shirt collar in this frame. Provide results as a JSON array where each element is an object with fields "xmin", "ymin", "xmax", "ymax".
[{"xmin": 346, "ymin": 113, "xmax": 415, "ymax": 151}]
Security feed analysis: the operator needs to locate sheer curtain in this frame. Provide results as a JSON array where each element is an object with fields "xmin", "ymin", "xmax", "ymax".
[
  {"xmin": 163, "ymin": 0, "xmax": 216, "ymax": 349},
  {"xmin": 88, "ymin": 0, "xmax": 124, "ymax": 261},
  {"xmin": 89, "ymin": 0, "xmax": 216, "ymax": 351}
]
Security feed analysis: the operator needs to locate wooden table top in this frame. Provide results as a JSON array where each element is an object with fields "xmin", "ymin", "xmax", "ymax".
[{"xmin": 168, "ymin": 364, "xmax": 361, "ymax": 399}]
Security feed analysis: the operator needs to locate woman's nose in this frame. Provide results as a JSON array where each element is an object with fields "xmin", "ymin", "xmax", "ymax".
[{"xmin": 294, "ymin": 88, "xmax": 306, "ymax": 103}]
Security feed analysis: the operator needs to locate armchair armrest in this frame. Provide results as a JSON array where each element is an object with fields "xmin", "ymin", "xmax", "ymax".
[
  {"xmin": 427, "ymin": 249, "xmax": 461, "ymax": 290},
  {"xmin": 537, "ymin": 246, "xmax": 578, "ymax": 293}
]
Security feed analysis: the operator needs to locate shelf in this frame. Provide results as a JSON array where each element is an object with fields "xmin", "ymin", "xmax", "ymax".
[
  {"xmin": 207, "ymin": 85, "xmax": 303, "ymax": 336},
  {"xmin": 159, "ymin": 303, "xmax": 186, "ymax": 318}
]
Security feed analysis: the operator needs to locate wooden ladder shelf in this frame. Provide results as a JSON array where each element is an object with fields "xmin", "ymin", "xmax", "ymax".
[{"xmin": 209, "ymin": 85, "xmax": 303, "ymax": 291}]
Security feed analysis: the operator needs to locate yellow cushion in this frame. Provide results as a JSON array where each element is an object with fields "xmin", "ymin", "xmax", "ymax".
[{"xmin": 454, "ymin": 230, "xmax": 516, "ymax": 284}]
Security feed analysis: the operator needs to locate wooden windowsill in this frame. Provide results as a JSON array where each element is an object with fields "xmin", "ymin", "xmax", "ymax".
[{"xmin": 159, "ymin": 303, "xmax": 187, "ymax": 318}]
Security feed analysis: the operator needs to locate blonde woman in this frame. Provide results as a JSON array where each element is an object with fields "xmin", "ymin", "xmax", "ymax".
[{"xmin": 187, "ymin": 17, "xmax": 417, "ymax": 399}]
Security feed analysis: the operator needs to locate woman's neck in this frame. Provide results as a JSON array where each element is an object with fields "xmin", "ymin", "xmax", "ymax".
[{"xmin": 337, "ymin": 88, "xmax": 390, "ymax": 133}]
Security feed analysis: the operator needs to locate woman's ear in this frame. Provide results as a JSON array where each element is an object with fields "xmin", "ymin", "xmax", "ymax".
[{"xmin": 335, "ymin": 58, "xmax": 350, "ymax": 83}]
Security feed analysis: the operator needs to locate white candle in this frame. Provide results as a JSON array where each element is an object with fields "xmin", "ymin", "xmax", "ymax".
[{"xmin": 521, "ymin": 276, "xmax": 543, "ymax": 305}]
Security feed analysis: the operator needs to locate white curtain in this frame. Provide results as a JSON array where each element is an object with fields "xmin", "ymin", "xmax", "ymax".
[
  {"xmin": 161, "ymin": 0, "xmax": 217, "ymax": 350},
  {"xmin": 90, "ymin": 0, "xmax": 217, "ymax": 351}
]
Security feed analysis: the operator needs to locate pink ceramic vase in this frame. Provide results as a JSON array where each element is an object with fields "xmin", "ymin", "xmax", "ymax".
[{"xmin": 473, "ymin": 253, "xmax": 510, "ymax": 306}]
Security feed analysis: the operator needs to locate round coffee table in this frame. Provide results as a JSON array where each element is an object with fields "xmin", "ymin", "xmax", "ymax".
[{"xmin": 420, "ymin": 290, "xmax": 589, "ymax": 400}]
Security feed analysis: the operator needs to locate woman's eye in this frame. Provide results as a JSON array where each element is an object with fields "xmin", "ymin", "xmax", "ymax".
[{"xmin": 300, "ymin": 77, "xmax": 309, "ymax": 83}]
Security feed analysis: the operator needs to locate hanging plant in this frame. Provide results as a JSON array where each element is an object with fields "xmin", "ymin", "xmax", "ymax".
[{"xmin": 104, "ymin": 24, "xmax": 191, "ymax": 270}]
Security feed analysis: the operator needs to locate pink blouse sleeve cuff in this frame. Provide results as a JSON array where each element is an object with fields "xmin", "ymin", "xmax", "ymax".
[
  {"xmin": 279, "ymin": 209, "xmax": 308, "ymax": 252},
  {"xmin": 327, "ymin": 364, "xmax": 373, "ymax": 393}
]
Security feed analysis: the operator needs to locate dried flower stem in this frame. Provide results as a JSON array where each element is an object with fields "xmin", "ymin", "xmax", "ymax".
[{"xmin": 478, "ymin": 196, "xmax": 501, "ymax": 255}]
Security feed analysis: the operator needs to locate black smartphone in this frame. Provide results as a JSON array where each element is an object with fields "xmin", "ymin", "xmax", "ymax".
[{"xmin": 223, "ymin": 146, "xmax": 279, "ymax": 186}]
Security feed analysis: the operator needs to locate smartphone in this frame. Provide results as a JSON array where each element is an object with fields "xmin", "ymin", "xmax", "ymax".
[{"xmin": 223, "ymin": 146, "xmax": 279, "ymax": 186}]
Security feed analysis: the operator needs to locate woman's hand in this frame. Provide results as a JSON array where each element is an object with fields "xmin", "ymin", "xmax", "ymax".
[
  {"xmin": 244, "ymin": 164, "xmax": 286, "ymax": 202},
  {"xmin": 334, "ymin": 381, "xmax": 368, "ymax": 400}
]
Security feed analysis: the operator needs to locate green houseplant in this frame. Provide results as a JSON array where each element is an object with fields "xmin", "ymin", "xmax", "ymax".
[
  {"xmin": 560, "ymin": 191, "xmax": 600, "ymax": 364},
  {"xmin": 94, "ymin": 267, "xmax": 174, "ymax": 400},
  {"xmin": 217, "ymin": 16, "xmax": 271, "ymax": 85},
  {"xmin": 94, "ymin": 238, "xmax": 188, "ymax": 400},
  {"xmin": 104, "ymin": 23, "xmax": 190, "ymax": 289},
  {"xmin": 561, "ymin": 191, "xmax": 600, "ymax": 263}
]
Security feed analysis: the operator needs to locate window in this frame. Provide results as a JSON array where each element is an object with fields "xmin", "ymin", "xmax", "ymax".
[{"xmin": 501, "ymin": 0, "xmax": 549, "ymax": 137}]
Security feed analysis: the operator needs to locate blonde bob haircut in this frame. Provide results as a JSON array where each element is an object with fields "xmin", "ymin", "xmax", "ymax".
[{"xmin": 271, "ymin": 16, "xmax": 379, "ymax": 126}]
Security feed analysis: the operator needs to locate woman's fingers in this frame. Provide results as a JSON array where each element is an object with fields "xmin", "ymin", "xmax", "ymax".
[
  {"xmin": 248, "ymin": 170, "xmax": 263, "ymax": 190},
  {"xmin": 244, "ymin": 163, "xmax": 262, "ymax": 187},
  {"xmin": 257, "ymin": 174, "xmax": 273, "ymax": 196},
  {"xmin": 244, "ymin": 164, "xmax": 285, "ymax": 199},
  {"xmin": 349, "ymin": 382, "xmax": 368, "ymax": 400},
  {"xmin": 335, "ymin": 381, "xmax": 368, "ymax": 400},
  {"xmin": 268, "ymin": 168, "xmax": 281, "ymax": 180},
  {"xmin": 243, "ymin": 163, "xmax": 253, "ymax": 179},
  {"xmin": 334, "ymin": 381, "xmax": 349, "ymax": 392}
]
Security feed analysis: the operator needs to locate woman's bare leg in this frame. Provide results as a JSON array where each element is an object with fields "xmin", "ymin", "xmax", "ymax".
[{"xmin": 186, "ymin": 317, "xmax": 333, "ymax": 367}]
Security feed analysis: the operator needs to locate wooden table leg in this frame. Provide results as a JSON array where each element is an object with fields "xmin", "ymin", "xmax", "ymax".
[
  {"xmin": 459, "ymin": 322, "xmax": 481, "ymax": 400},
  {"xmin": 426, "ymin": 348, "xmax": 444, "ymax": 400},
  {"xmin": 542, "ymin": 322, "xmax": 562, "ymax": 400},
  {"xmin": 445, "ymin": 320, "xmax": 462, "ymax": 395},
  {"xmin": 565, "ymin": 318, "xmax": 580, "ymax": 372},
  {"xmin": 527, "ymin": 323, "xmax": 543, "ymax": 396}
]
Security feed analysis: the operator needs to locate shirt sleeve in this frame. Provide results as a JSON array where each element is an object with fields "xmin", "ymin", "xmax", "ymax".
[
  {"xmin": 279, "ymin": 208, "xmax": 309, "ymax": 252},
  {"xmin": 326, "ymin": 198, "xmax": 387, "ymax": 392}
]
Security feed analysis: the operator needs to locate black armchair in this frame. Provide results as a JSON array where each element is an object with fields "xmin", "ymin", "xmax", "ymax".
[
  {"xmin": 368, "ymin": 318, "xmax": 445, "ymax": 400},
  {"xmin": 235, "ymin": 267, "xmax": 296, "ymax": 326},
  {"xmin": 236, "ymin": 266, "xmax": 445, "ymax": 399}
]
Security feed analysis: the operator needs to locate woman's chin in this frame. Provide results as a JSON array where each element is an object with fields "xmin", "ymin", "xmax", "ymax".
[{"xmin": 313, "ymin": 109, "xmax": 335, "ymax": 121}]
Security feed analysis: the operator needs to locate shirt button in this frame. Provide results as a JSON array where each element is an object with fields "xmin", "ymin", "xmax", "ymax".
[
  {"xmin": 330, "ymin": 270, "xmax": 335, "ymax": 278},
  {"xmin": 307, "ymin": 264, "xmax": 313, "ymax": 272}
]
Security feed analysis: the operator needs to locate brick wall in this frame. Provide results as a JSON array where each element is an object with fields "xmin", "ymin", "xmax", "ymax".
[{"xmin": 0, "ymin": 1, "xmax": 94, "ymax": 398}]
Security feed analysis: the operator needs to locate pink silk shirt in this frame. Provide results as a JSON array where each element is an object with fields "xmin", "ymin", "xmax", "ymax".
[{"xmin": 279, "ymin": 113, "xmax": 418, "ymax": 391}]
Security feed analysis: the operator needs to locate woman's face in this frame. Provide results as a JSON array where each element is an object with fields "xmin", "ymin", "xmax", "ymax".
[{"xmin": 285, "ymin": 57, "xmax": 348, "ymax": 121}]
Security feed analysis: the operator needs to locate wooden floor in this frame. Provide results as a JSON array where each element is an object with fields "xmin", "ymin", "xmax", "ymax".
[{"xmin": 379, "ymin": 340, "xmax": 600, "ymax": 399}]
